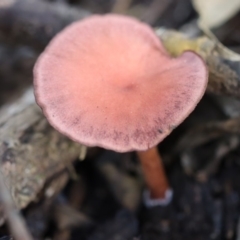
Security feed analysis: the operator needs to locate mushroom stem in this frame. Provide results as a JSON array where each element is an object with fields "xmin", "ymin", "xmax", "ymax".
[{"xmin": 137, "ymin": 146, "xmax": 169, "ymax": 199}]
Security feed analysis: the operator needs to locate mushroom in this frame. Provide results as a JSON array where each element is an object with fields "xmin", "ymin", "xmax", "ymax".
[{"xmin": 33, "ymin": 14, "xmax": 208, "ymax": 207}]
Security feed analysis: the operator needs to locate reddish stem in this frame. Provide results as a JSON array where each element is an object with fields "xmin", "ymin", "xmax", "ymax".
[{"xmin": 137, "ymin": 146, "xmax": 169, "ymax": 199}]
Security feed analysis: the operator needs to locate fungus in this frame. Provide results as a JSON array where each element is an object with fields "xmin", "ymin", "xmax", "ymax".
[{"xmin": 33, "ymin": 14, "xmax": 208, "ymax": 207}]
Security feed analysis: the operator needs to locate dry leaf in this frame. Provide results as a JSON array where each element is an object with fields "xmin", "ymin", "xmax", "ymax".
[{"xmin": 192, "ymin": 0, "xmax": 240, "ymax": 28}]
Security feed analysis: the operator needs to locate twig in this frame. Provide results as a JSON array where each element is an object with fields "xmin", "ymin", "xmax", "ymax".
[
  {"xmin": 141, "ymin": 0, "xmax": 172, "ymax": 25},
  {"xmin": 112, "ymin": 0, "xmax": 132, "ymax": 14},
  {"xmin": 157, "ymin": 29, "xmax": 240, "ymax": 99},
  {"xmin": 0, "ymin": 170, "xmax": 33, "ymax": 240}
]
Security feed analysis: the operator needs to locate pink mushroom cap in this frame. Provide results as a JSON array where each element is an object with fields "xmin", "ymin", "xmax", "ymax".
[{"xmin": 34, "ymin": 14, "xmax": 208, "ymax": 152}]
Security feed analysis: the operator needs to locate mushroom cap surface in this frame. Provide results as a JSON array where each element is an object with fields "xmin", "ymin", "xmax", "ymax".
[{"xmin": 34, "ymin": 14, "xmax": 208, "ymax": 152}]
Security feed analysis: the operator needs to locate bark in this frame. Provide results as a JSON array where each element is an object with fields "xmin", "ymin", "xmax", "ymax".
[{"xmin": 0, "ymin": 88, "xmax": 82, "ymax": 211}]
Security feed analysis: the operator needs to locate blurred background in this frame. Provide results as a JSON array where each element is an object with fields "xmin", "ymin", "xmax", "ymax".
[{"xmin": 1, "ymin": 0, "xmax": 240, "ymax": 239}]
